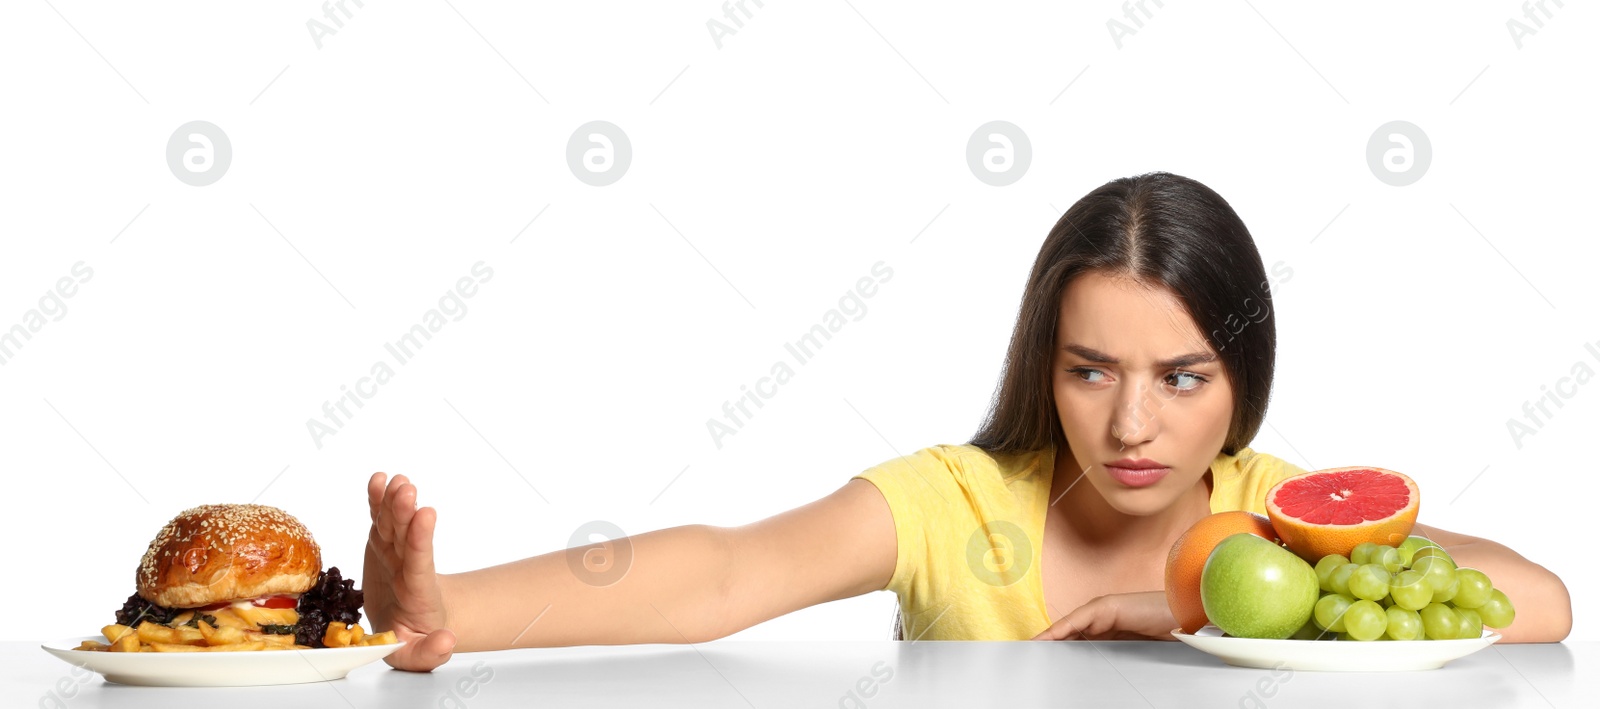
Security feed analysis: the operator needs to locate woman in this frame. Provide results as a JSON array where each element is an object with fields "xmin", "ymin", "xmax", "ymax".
[{"xmin": 364, "ymin": 172, "xmax": 1572, "ymax": 671}]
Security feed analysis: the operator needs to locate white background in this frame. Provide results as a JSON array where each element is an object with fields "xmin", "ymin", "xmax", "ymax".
[{"xmin": 1, "ymin": 1, "xmax": 1594, "ymax": 644}]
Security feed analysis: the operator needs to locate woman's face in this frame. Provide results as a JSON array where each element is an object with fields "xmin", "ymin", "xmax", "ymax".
[{"xmin": 1052, "ymin": 270, "xmax": 1234, "ymax": 516}]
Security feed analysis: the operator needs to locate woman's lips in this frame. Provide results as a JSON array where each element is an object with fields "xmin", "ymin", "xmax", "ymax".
[{"xmin": 1104, "ymin": 464, "xmax": 1171, "ymax": 488}]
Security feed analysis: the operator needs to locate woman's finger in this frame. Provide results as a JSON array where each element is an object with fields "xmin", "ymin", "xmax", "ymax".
[
  {"xmin": 388, "ymin": 627, "xmax": 456, "ymax": 672},
  {"xmin": 389, "ymin": 483, "xmax": 418, "ymax": 561},
  {"xmin": 1035, "ymin": 598, "xmax": 1116, "ymax": 640},
  {"xmin": 1033, "ymin": 611, "xmax": 1086, "ymax": 640},
  {"xmin": 409, "ymin": 629, "xmax": 457, "ymax": 672},
  {"xmin": 403, "ymin": 506, "xmax": 439, "ymax": 590},
  {"xmin": 367, "ymin": 517, "xmax": 397, "ymax": 575},
  {"xmin": 368, "ymin": 472, "xmax": 388, "ymax": 523},
  {"xmin": 377, "ymin": 474, "xmax": 411, "ymax": 546}
]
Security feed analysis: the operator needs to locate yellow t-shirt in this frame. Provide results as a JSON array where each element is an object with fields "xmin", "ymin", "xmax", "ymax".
[{"xmin": 850, "ymin": 443, "xmax": 1307, "ymax": 641}]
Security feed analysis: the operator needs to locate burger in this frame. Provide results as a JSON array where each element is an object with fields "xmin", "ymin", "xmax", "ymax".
[{"xmin": 113, "ymin": 503, "xmax": 366, "ymax": 648}]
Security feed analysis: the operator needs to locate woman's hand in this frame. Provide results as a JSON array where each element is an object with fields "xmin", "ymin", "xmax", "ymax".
[
  {"xmin": 1031, "ymin": 591, "xmax": 1179, "ymax": 641},
  {"xmin": 364, "ymin": 472, "xmax": 459, "ymax": 671}
]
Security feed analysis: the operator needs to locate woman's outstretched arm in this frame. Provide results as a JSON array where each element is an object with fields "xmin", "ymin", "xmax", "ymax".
[{"xmin": 364, "ymin": 472, "xmax": 897, "ymax": 670}]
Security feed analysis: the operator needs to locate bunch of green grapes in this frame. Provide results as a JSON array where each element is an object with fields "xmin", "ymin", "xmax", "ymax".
[{"xmin": 1289, "ymin": 537, "xmax": 1514, "ymax": 641}]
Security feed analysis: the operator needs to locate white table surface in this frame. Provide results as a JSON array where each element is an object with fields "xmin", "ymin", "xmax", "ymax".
[{"xmin": 9, "ymin": 639, "xmax": 1594, "ymax": 708}]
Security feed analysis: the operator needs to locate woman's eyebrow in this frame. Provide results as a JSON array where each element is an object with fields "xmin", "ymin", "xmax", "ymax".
[{"xmin": 1062, "ymin": 343, "xmax": 1217, "ymax": 368}]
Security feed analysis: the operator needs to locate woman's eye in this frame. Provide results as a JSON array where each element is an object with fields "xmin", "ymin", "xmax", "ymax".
[
  {"xmin": 1167, "ymin": 371, "xmax": 1206, "ymax": 391},
  {"xmin": 1068, "ymin": 367, "xmax": 1106, "ymax": 383},
  {"xmin": 1070, "ymin": 367, "xmax": 1205, "ymax": 390}
]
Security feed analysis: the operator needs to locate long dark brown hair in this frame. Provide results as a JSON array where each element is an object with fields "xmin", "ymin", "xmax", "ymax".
[{"xmin": 969, "ymin": 171, "xmax": 1279, "ymax": 458}]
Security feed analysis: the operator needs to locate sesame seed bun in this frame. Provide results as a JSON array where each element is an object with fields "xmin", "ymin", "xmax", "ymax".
[{"xmin": 136, "ymin": 503, "xmax": 322, "ymax": 608}]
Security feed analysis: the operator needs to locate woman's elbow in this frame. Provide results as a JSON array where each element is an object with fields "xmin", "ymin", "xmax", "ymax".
[
  {"xmin": 1505, "ymin": 562, "xmax": 1572, "ymax": 643},
  {"xmin": 1536, "ymin": 566, "xmax": 1572, "ymax": 643}
]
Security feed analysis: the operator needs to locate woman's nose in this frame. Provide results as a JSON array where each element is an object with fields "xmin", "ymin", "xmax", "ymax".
[{"xmin": 1111, "ymin": 383, "xmax": 1162, "ymax": 445}]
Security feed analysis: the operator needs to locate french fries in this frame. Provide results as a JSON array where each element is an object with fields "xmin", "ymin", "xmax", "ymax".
[
  {"xmin": 147, "ymin": 642, "xmax": 207, "ymax": 652},
  {"xmin": 201, "ymin": 621, "xmax": 248, "ymax": 647},
  {"xmin": 323, "ymin": 621, "xmax": 354, "ymax": 648},
  {"xmin": 73, "ymin": 618, "xmax": 398, "ymax": 652},
  {"xmin": 231, "ymin": 605, "xmax": 298, "ymax": 628},
  {"xmin": 136, "ymin": 621, "xmax": 206, "ymax": 646},
  {"xmin": 182, "ymin": 640, "xmax": 266, "ymax": 652}
]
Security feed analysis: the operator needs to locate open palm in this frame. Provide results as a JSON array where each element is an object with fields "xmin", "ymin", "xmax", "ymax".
[{"xmin": 364, "ymin": 472, "xmax": 458, "ymax": 671}]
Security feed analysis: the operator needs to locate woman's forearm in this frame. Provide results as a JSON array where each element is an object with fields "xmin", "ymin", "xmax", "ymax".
[
  {"xmin": 1444, "ymin": 539, "xmax": 1571, "ymax": 642},
  {"xmin": 437, "ymin": 524, "xmax": 733, "ymax": 652}
]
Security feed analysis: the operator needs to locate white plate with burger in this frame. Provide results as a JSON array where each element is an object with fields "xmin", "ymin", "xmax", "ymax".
[
  {"xmin": 41, "ymin": 635, "xmax": 406, "ymax": 687},
  {"xmin": 42, "ymin": 503, "xmax": 405, "ymax": 687}
]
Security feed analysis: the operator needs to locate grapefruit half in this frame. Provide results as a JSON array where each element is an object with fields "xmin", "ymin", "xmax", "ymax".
[
  {"xmin": 1164, "ymin": 511, "xmax": 1279, "ymax": 634},
  {"xmin": 1265, "ymin": 466, "xmax": 1420, "ymax": 563}
]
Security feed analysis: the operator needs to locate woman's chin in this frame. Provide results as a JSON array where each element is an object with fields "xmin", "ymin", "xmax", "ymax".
[{"xmin": 1100, "ymin": 487, "xmax": 1182, "ymax": 517}]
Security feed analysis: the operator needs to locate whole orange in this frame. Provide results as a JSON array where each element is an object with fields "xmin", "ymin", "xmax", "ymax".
[{"xmin": 1164, "ymin": 511, "xmax": 1279, "ymax": 634}]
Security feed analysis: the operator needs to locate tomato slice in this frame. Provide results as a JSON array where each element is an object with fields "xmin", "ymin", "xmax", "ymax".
[
  {"xmin": 254, "ymin": 595, "xmax": 298, "ymax": 609},
  {"xmin": 190, "ymin": 595, "xmax": 298, "ymax": 611}
]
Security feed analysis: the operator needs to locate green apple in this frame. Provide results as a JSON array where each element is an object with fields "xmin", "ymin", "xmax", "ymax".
[
  {"xmin": 1201, "ymin": 533, "xmax": 1320, "ymax": 639},
  {"xmin": 1397, "ymin": 535, "xmax": 1450, "ymax": 567}
]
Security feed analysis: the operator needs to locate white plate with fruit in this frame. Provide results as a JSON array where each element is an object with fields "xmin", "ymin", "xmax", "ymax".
[
  {"xmin": 1165, "ymin": 467, "xmax": 1516, "ymax": 671},
  {"xmin": 1171, "ymin": 625, "xmax": 1499, "ymax": 672}
]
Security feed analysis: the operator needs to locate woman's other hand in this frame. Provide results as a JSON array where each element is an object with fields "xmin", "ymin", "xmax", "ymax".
[{"xmin": 1032, "ymin": 591, "xmax": 1179, "ymax": 641}]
